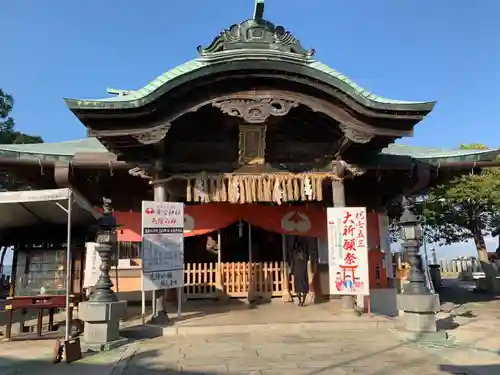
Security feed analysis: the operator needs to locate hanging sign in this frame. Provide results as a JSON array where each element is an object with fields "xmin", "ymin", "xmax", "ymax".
[
  {"xmin": 83, "ymin": 243, "xmax": 100, "ymax": 288},
  {"xmin": 327, "ymin": 207, "xmax": 370, "ymax": 296},
  {"xmin": 141, "ymin": 201, "xmax": 184, "ymax": 291}
]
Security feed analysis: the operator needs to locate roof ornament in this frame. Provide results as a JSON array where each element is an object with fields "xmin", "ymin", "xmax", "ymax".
[
  {"xmin": 197, "ymin": 0, "xmax": 314, "ymax": 57},
  {"xmin": 107, "ymin": 88, "xmax": 136, "ymax": 97},
  {"xmin": 253, "ymin": 0, "xmax": 264, "ymax": 20}
]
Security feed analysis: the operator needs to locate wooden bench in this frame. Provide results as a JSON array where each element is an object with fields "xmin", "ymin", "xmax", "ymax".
[{"xmin": 3, "ymin": 295, "xmax": 81, "ymax": 341}]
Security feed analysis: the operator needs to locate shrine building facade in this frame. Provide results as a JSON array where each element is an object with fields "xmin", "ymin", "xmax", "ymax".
[{"xmin": 2, "ymin": 2, "xmax": 500, "ymax": 303}]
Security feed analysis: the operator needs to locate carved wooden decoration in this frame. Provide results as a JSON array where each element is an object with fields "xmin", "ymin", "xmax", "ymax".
[
  {"xmin": 338, "ymin": 123, "xmax": 373, "ymax": 144},
  {"xmin": 132, "ymin": 124, "xmax": 171, "ymax": 145},
  {"xmin": 128, "ymin": 167, "xmax": 152, "ymax": 180},
  {"xmin": 213, "ymin": 98, "xmax": 298, "ymax": 124},
  {"xmin": 238, "ymin": 125, "xmax": 267, "ymax": 165}
]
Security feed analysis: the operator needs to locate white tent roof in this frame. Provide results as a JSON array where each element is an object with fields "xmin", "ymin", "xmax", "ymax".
[{"xmin": 0, "ymin": 188, "xmax": 101, "ymax": 229}]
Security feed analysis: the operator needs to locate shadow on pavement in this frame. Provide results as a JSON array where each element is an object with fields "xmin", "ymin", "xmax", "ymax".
[
  {"xmin": 0, "ymin": 348, "xmax": 217, "ymax": 375},
  {"xmin": 438, "ymin": 278, "xmax": 500, "ymax": 306},
  {"xmin": 440, "ymin": 363, "xmax": 500, "ymax": 375},
  {"xmin": 436, "ymin": 310, "xmax": 477, "ymax": 331}
]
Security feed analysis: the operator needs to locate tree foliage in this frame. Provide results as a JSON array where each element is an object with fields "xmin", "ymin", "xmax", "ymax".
[
  {"xmin": 460, "ymin": 143, "xmax": 489, "ymax": 150},
  {"xmin": 0, "ymin": 88, "xmax": 44, "ymax": 192},
  {"xmin": 424, "ymin": 169, "xmax": 500, "ymax": 245},
  {"xmin": 388, "ymin": 143, "xmax": 500, "ymax": 286},
  {"xmin": 0, "ymin": 88, "xmax": 45, "ymax": 274},
  {"xmin": 411, "ymin": 143, "xmax": 500, "ymax": 289},
  {"xmin": 0, "ymin": 88, "xmax": 42, "ymax": 144}
]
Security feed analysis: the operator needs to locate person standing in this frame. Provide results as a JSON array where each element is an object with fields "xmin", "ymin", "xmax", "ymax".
[{"xmin": 291, "ymin": 238, "xmax": 309, "ymax": 306}]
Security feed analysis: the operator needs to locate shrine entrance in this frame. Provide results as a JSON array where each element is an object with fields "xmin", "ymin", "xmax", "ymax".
[{"xmin": 182, "ymin": 221, "xmax": 297, "ymax": 300}]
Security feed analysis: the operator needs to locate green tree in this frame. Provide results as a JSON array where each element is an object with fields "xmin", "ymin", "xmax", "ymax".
[
  {"xmin": 423, "ymin": 143, "xmax": 500, "ymax": 290},
  {"xmin": 0, "ymin": 88, "xmax": 43, "ymax": 275},
  {"xmin": 0, "ymin": 88, "xmax": 44, "ymax": 191},
  {"xmin": 459, "ymin": 143, "xmax": 489, "ymax": 150},
  {"xmin": 0, "ymin": 89, "xmax": 42, "ymax": 144}
]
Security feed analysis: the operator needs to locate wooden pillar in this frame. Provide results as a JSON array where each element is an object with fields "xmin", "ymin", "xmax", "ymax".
[
  {"xmin": 333, "ymin": 160, "xmax": 356, "ymax": 314},
  {"xmin": 9, "ymin": 248, "xmax": 18, "ymax": 297},
  {"xmin": 247, "ymin": 223, "xmax": 254, "ymax": 302},
  {"xmin": 153, "ymin": 178, "xmax": 168, "ymax": 316},
  {"xmin": 216, "ymin": 230, "xmax": 227, "ymax": 300},
  {"xmin": 309, "ymin": 238, "xmax": 321, "ymax": 303},
  {"xmin": 281, "ymin": 234, "xmax": 291, "ymax": 302}
]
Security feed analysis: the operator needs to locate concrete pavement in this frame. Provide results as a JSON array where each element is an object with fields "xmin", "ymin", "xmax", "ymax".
[
  {"xmin": 2, "ymin": 282, "xmax": 500, "ymax": 374},
  {"xmin": 1, "ymin": 324, "xmax": 468, "ymax": 375},
  {"xmin": 124, "ymin": 328, "xmax": 465, "ymax": 375}
]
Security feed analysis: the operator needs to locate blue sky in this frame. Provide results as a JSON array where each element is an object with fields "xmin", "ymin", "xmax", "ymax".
[
  {"xmin": 2, "ymin": 0, "xmax": 500, "ymax": 148},
  {"xmin": 2, "ymin": 1, "xmax": 500, "ymax": 263}
]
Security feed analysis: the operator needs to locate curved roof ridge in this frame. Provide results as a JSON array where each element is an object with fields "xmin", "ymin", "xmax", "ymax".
[
  {"xmin": 383, "ymin": 143, "xmax": 500, "ymax": 159},
  {"xmin": 65, "ymin": 52, "xmax": 434, "ymax": 110},
  {"xmin": 308, "ymin": 61, "xmax": 433, "ymax": 105}
]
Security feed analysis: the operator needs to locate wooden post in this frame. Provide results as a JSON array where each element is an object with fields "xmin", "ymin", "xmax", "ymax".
[
  {"xmin": 332, "ymin": 159, "xmax": 357, "ymax": 314},
  {"xmin": 247, "ymin": 223, "xmax": 253, "ymax": 302},
  {"xmin": 150, "ymin": 173, "xmax": 171, "ymax": 323},
  {"xmin": 281, "ymin": 234, "xmax": 290, "ymax": 302},
  {"xmin": 216, "ymin": 229, "xmax": 227, "ymax": 300},
  {"xmin": 9, "ymin": 248, "xmax": 18, "ymax": 297}
]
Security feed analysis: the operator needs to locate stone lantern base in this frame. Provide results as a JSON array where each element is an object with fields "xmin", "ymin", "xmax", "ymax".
[
  {"xmin": 79, "ymin": 300, "xmax": 128, "ymax": 352},
  {"xmin": 394, "ymin": 292, "xmax": 448, "ymax": 342}
]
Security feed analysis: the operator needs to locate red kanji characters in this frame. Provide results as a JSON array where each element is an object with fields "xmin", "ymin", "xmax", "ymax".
[
  {"xmin": 343, "ymin": 210, "xmax": 355, "ymax": 237},
  {"xmin": 343, "ymin": 238, "xmax": 356, "ymax": 252},
  {"xmin": 343, "ymin": 211, "xmax": 353, "ymax": 225},
  {"xmin": 344, "ymin": 252, "xmax": 357, "ymax": 265},
  {"xmin": 343, "ymin": 225, "xmax": 355, "ymax": 237}
]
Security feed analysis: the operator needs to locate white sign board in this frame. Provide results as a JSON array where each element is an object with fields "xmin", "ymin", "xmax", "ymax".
[
  {"xmin": 141, "ymin": 201, "xmax": 184, "ymax": 291},
  {"xmin": 327, "ymin": 207, "xmax": 369, "ymax": 296},
  {"xmin": 83, "ymin": 242, "xmax": 101, "ymax": 288}
]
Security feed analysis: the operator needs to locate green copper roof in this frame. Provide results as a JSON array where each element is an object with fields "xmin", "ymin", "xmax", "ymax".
[
  {"xmin": 1, "ymin": 138, "xmax": 498, "ymax": 166},
  {"xmin": 65, "ymin": 52, "xmax": 433, "ymax": 111},
  {"xmin": 381, "ymin": 144, "xmax": 500, "ymax": 163},
  {"xmin": 0, "ymin": 138, "xmax": 108, "ymax": 155},
  {"xmin": 0, "ymin": 138, "xmax": 108, "ymax": 162},
  {"xmin": 65, "ymin": 10, "xmax": 435, "ymax": 112}
]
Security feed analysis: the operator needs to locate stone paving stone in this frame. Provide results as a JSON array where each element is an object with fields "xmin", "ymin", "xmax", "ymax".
[{"xmin": 117, "ymin": 328, "xmax": 475, "ymax": 375}]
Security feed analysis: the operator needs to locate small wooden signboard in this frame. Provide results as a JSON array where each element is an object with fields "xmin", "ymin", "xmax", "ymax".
[{"xmin": 64, "ymin": 337, "xmax": 82, "ymax": 363}]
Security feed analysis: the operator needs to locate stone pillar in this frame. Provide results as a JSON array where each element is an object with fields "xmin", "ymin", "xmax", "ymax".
[{"xmin": 332, "ymin": 160, "xmax": 357, "ymax": 314}]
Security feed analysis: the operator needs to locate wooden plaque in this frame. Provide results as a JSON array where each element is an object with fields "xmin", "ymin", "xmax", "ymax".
[{"xmin": 64, "ymin": 337, "xmax": 82, "ymax": 363}]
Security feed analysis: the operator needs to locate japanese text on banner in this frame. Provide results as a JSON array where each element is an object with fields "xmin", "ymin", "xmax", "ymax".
[
  {"xmin": 327, "ymin": 207, "xmax": 369, "ymax": 296},
  {"xmin": 141, "ymin": 201, "xmax": 184, "ymax": 291}
]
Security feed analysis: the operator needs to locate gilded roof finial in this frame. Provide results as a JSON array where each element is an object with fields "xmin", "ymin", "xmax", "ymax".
[{"xmin": 253, "ymin": 0, "xmax": 264, "ymax": 20}]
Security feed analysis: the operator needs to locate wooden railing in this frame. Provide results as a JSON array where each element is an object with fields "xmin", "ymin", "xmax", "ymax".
[
  {"xmin": 184, "ymin": 262, "xmax": 218, "ymax": 298},
  {"xmin": 183, "ymin": 261, "xmax": 294, "ymax": 299}
]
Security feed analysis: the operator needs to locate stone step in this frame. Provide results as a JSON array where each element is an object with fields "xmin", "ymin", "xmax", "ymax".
[{"xmin": 162, "ymin": 318, "xmax": 396, "ymax": 336}]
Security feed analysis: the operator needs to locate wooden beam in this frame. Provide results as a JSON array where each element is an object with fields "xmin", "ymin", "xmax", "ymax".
[{"xmin": 86, "ymin": 90, "xmax": 416, "ymax": 139}]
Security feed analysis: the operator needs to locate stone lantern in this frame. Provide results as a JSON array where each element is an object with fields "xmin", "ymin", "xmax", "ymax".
[
  {"xmin": 79, "ymin": 198, "xmax": 127, "ymax": 351},
  {"xmin": 396, "ymin": 197, "xmax": 446, "ymax": 341}
]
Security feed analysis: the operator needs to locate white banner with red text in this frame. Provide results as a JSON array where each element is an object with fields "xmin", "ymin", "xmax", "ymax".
[{"xmin": 327, "ymin": 207, "xmax": 370, "ymax": 296}]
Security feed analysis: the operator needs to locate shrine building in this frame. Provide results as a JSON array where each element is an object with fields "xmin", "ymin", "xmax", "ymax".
[{"xmin": 1, "ymin": 1, "xmax": 499, "ymax": 305}]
